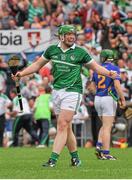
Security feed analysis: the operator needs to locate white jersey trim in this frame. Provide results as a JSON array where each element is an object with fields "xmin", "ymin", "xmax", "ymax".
[
  {"xmin": 41, "ymin": 54, "xmax": 49, "ymax": 61},
  {"xmin": 52, "ymin": 60, "xmax": 79, "ymax": 67},
  {"xmin": 85, "ymin": 58, "xmax": 94, "ymax": 65}
]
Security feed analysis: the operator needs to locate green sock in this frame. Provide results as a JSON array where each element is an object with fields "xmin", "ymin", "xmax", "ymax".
[
  {"xmin": 70, "ymin": 151, "xmax": 79, "ymax": 159},
  {"xmin": 50, "ymin": 152, "xmax": 59, "ymax": 162}
]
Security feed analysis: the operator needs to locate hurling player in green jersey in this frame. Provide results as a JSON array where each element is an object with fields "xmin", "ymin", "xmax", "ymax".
[{"xmin": 13, "ymin": 25, "xmax": 118, "ymax": 167}]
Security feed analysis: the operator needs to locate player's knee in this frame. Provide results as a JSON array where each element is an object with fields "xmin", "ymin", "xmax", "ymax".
[{"xmin": 58, "ymin": 120, "xmax": 68, "ymax": 132}]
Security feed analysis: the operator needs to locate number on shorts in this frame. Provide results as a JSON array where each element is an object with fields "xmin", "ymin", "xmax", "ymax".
[{"xmin": 98, "ymin": 75, "xmax": 106, "ymax": 89}]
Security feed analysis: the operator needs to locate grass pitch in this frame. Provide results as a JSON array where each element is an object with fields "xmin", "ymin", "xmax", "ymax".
[{"xmin": 0, "ymin": 147, "xmax": 132, "ymax": 179}]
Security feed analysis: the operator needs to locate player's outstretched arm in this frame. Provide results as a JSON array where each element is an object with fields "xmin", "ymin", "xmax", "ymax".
[
  {"xmin": 88, "ymin": 60, "xmax": 118, "ymax": 79},
  {"xmin": 13, "ymin": 56, "xmax": 48, "ymax": 79}
]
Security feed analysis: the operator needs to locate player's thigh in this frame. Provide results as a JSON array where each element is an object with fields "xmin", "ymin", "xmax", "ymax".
[
  {"xmin": 52, "ymin": 89, "xmax": 61, "ymax": 115},
  {"xmin": 58, "ymin": 109, "xmax": 75, "ymax": 124},
  {"xmin": 61, "ymin": 91, "xmax": 82, "ymax": 112},
  {"xmin": 102, "ymin": 96, "xmax": 117, "ymax": 116},
  {"xmin": 94, "ymin": 96, "xmax": 102, "ymax": 116}
]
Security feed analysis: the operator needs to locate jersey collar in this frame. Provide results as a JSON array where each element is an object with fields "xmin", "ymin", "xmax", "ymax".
[{"xmin": 57, "ymin": 42, "xmax": 76, "ymax": 52}]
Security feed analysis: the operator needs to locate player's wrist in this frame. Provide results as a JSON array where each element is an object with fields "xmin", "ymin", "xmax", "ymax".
[{"xmin": 108, "ymin": 71, "xmax": 112, "ymax": 77}]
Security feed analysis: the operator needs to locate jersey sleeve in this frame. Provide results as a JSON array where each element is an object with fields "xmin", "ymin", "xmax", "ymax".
[
  {"xmin": 92, "ymin": 72, "xmax": 96, "ymax": 82},
  {"xmin": 42, "ymin": 46, "xmax": 52, "ymax": 61},
  {"xmin": 81, "ymin": 48, "xmax": 94, "ymax": 64}
]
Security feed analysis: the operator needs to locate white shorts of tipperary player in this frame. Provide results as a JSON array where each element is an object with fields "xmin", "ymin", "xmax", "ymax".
[
  {"xmin": 52, "ymin": 89, "xmax": 82, "ymax": 115},
  {"xmin": 94, "ymin": 96, "xmax": 117, "ymax": 116}
]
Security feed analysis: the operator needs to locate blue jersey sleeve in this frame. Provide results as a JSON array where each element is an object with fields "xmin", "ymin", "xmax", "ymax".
[
  {"xmin": 93, "ymin": 63, "xmax": 121, "ymax": 97},
  {"xmin": 92, "ymin": 72, "xmax": 96, "ymax": 82}
]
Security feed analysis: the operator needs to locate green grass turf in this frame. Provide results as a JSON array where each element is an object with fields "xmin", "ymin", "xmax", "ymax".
[{"xmin": 0, "ymin": 147, "xmax": 132, "ymax": 179}]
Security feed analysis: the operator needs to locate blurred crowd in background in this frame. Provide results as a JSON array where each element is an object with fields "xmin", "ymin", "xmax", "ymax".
[{"xmin": 0, "ymin": 0, "xmax": 131, "ymax": 148}]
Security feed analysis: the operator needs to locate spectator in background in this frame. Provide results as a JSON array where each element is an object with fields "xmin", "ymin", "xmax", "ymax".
[
  {"xmin": 21, "ymin": 75, "xmax": 41, "ymax": 99},
  {"xmin": 100, "ymin": 19, "xmax": 111, "ymax": 49},
  {"xmin": 9, "ymin": 89, "xmax": 39, "ymax": 147},
  {"xmin": 0, "ymin": 0, "xmax": 10, "ymax": 13},
  {"xmin": 40, "ymin": 14, "xmax": 51, "ymax": 28},
  {"xmin": 34, "ymin": 85, "xmax": 52, "ymax": 148},
  {"xmin": 16, "ymin": 1, "xmax": 28, "ymax": 26},
  {"xmin": 0, "ymin": 86, "xmax": 12, "ymax": 147},
  {"xmin": 43, "ymin": 0, "xmax": 59, "ymax": 15},
  {"xmin": 76, "ymin": 34, "xmax": 86, "ymax": 46},
  {"xmin": 8, "ymin": 0, "xmax": 28, "ymax": 26},
  {"xmin": 124, "ymin": 19, "xmax": 132, "ymax": 47},
  {"xmin": 26, "ymin": 0, "xmax": 44, "ymax": 24},
  {"xmin": 23, "ymin": 20, "xmax": 31, "ymax": 29},
  {"xmin": 31, "ymin": 16, "xmax": 43, "ymax": 29},
  {"xmin": 111, "ymin": 4, "xmax": 127, "ymax": 21},
  {"xmin": 90, "ymin": 45, "xmax": 101, "ymax": 64},
  {"xmin": 63, "ymin": 0, "xmax": 79, "ymax": 18},
  {"xmin": 100, "ymin": 0, "xmax": 114, "ymax": 19},
  {"xmin": 127, "ymin": 59, "xmax": 132, "ymax": 86},
  {"xmin": 8, "ymin": 0, "xmax": 20, "ymax": 17},
  {"xmin": 122, "ymin": 52, "xmax": 129, "ymax": 62},
  {"xmin": 120, "ymin": 68, "xmax": 130, "ymax": 101},
  {"xmin": 0, "ymin": 57, "xmax": 8, "ymax": 93},
  {"xmin": 9, "ymin": 19, "xmax": 18, "ymax": 29},
  {"xmin": 110, "ymin": 18, "xmax": 125, "ymax": 38},
  {"xmin": 84, "ymin": 80, "xmax": 101, "ymax": 146},
  {"xmin": 78, "ymin": 0, "xmax": 96, "ymax": 27},
  {"xmin": 117, "ymin": 58, "xmax": 127, "ymax": 69},
  {"xmin": 72, "ymin": 101, "xmax": 89, "ymax": 147},
  {"xmin": 0, "ymin": 10, "xmax": 14, "ymax": 29},
  {"xmin": 84, "ymin": 21, "xmax": 95, "ymax": 45},
  {"xmin": 92, "ymin": 0, "xmax": 103, "ymax": 17},
  {"xmin": 55, "ymin": 3, "xmax": 65, "ymax": 25}
]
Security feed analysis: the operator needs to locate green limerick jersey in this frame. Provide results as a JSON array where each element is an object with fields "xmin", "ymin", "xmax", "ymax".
[{"xmin": 42, "ymin": 43, "xmax": 93, "ymax": 93}]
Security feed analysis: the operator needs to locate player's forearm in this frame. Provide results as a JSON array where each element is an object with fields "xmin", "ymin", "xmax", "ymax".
[
  {"xmin": 19, "ymin": 57, "xmax": 47, "ymax": 77},
  {"xmin": 89, "ymin": 61, "xmax": 113, "ymax": 78},
  {"xmin": 94, "ymin": 64, "xmax": 111, "ymax": 77},
  {"xmin": 19, "ymin": 62, "xmax": 40, "ymax": 77},
  {"xmin": 114, "ymin": 81, "xmax": 125, "ymax": 100}
]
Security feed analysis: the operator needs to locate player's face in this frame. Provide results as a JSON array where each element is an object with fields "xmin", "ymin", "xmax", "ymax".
[{"xmin": 63, "ymin": 32, "xmax": 76, "ymax": 47}]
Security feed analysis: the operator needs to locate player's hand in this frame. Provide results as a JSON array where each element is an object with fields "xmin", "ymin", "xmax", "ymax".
[
  {"xmin": 11, "ymin": 71, "xmax": 21, "ymax": 81},
  {"xmin": 119, "ymin": 99, "xmax": 126, "ymax": 109},
  {"xmin": 109, "ymin": 70, "xmax": 119, "ymax": 79}
]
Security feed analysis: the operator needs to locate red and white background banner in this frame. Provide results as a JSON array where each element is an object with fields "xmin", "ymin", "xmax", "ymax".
[{"xmin": 0, "ymin": 29, "xmax": 51, "ymax": 53}]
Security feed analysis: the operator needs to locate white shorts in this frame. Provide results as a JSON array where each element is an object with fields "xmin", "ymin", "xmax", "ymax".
[
  {"xmin": 52, "ymin": 89, "xmax": 82, "ymax": 115},
  {"xmin": 94, "ymin": 96, "xmax": 117, "ymax": 116}
]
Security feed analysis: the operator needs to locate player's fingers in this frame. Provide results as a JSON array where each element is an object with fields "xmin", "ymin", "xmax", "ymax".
[
  {"xmin": 119, "ymin": 100, "xmax": 126, "ymax": 109},
  {"xmin": 11, "ymin": 73, "xmax": 20, "ymax": 81},
  {"xmin": 11, "ymin": 74, "xmax": 16, "ymax": 80}
]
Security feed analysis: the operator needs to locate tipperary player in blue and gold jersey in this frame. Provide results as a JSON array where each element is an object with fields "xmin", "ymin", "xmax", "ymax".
[{"xmin": 92, "ymin": 49, "xmax": 126, "ymax": 160}]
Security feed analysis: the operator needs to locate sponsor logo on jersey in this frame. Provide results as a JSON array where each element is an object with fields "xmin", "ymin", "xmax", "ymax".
[
  {"xmin": 52, "ymin": 55, "xmax": 58, "ymax": 59},
  {"xmin": 61, "ymin": 54, "xmax": 66, "ymax": 61}
]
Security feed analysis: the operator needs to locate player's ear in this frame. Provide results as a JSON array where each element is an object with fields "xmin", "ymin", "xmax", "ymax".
[{"xmin": 60, "ymin": 35, "xmax": 64, "ymax": 42}]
